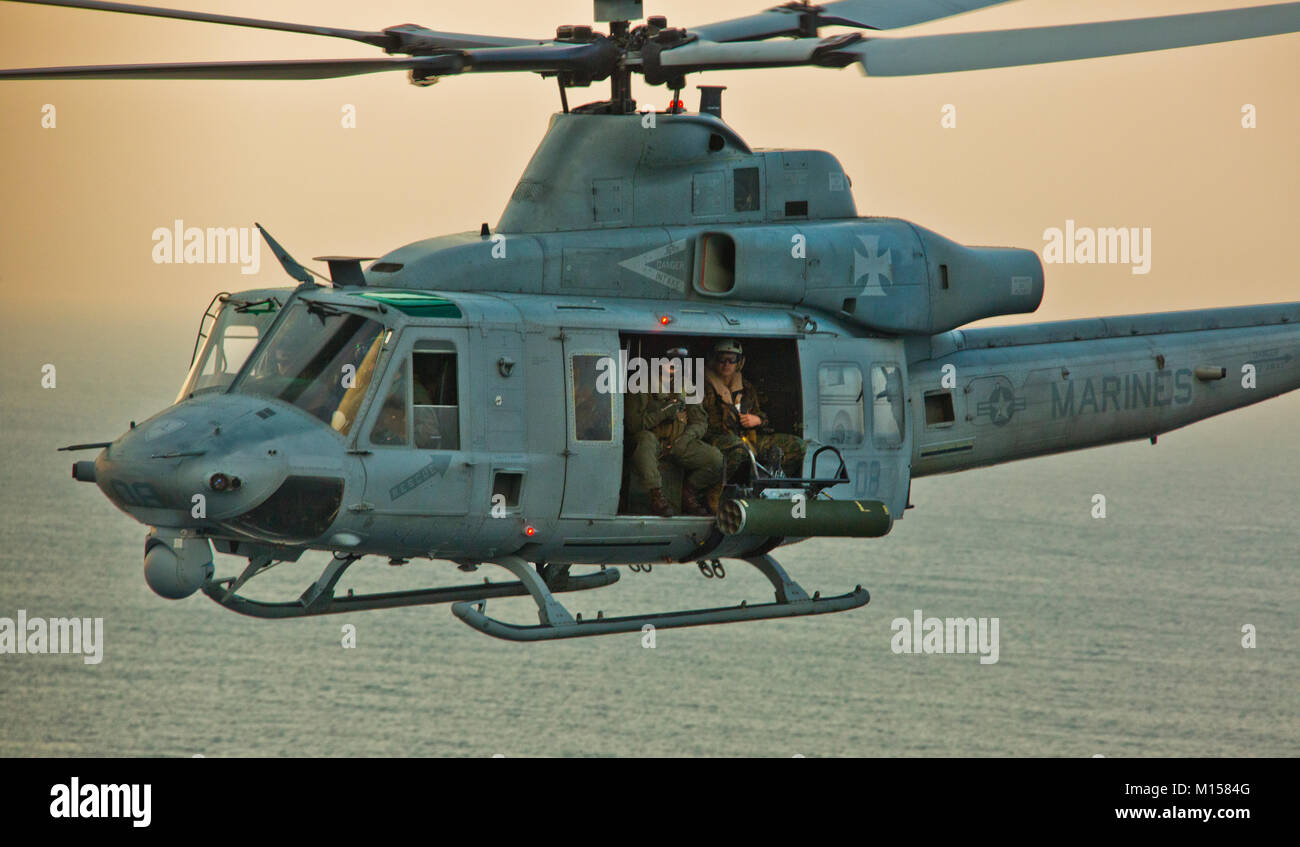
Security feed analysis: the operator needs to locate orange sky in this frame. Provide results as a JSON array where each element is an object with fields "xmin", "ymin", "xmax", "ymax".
[{"xmin": 0, "ymin": 0, "xmax": 1296, "ymax": 332}]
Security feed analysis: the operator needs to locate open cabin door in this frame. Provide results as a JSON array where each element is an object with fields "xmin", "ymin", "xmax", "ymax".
[
  {"xmin": 798, "ymin": 337, "xmax": 911, "ymax": 518},
  {"xmin": 559, "ymin": 329, "xmax": 623, "ymax": 518}
]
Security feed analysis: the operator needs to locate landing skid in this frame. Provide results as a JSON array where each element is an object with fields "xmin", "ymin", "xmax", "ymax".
[
  {"xmin": 452, "ymin": 554, "xmax": 869, "ymax": 642},
  {"xmin": 201, "ymin": 556, "xmax": 619, "ymax": 620}
]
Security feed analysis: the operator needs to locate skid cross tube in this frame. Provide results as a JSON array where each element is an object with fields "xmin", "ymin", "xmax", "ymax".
[
  {"xmin": 201, "ymin": 555, "xmax": 619, "ymax": 619},
  {"xmin": 451, "ymin": 554, "xmax": 869, "ymax": 641}
]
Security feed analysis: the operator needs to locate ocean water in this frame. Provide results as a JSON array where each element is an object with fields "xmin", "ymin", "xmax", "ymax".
[{"xmin": 1, "ymin": 316, "xmax": 1296, "ymax": 757}]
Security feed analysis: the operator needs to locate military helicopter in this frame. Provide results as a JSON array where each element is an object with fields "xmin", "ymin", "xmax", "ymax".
[{"xmin": 9, "ymin": 0, "xmax": 1300, "ymax": 641}]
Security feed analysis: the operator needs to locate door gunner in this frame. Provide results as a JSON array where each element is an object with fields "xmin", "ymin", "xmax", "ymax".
[
  {"xmin": 625, "ymin": 347, "xmax": 722, "ymax": 517},
  {"xmin": 703, "ymin": 339, "xmax": 806, "ymax": 483}
]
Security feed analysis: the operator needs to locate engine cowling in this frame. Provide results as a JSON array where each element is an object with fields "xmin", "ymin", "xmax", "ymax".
[{"xmin": 690, "ymin": 218, "xmax": 1044, "ymax": 335}]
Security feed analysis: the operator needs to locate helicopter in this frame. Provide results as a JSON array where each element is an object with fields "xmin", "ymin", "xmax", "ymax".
[{"xmin": 7, "ymin": 0, "xmax": 1299, "ymax": 641}]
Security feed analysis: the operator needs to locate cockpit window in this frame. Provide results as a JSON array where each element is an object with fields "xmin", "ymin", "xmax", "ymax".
[
  {"xmin": 370, "ymin": 359, "xmax": 409, "ymax": 447},
  {"xmin": 176, "ymin": 295, "xmax": 281, "ymax": 402},
  {"xmin": 231, "ymin": 300, "xmax": 385, "ymax": 435}
]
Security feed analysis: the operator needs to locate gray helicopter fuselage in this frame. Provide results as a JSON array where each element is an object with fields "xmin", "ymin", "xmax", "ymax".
[
  {"xmin": 88, "ymin": 111, "xmax": 1300, "ymax": 574},
  {"xmin": 93, "ymin": 285, "xmax": 1300, "ymax": 573}
]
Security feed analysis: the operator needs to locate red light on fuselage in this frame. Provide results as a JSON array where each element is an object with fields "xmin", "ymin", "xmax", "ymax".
[
  {"xmin": 524, "ymin": 525, "xmax": 536, "ymax": 537},
  {"xmin": 660, "ymin": 315, "xmax": 672, "ymax": 325}
]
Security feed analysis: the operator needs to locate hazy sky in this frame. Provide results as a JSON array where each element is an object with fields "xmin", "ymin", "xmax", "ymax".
[{"xmin": 1, "ymin": 0, "xmax": 1296, "ymax": 334}]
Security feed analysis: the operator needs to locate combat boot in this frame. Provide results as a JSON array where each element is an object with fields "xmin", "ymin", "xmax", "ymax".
[
  {"xmin": 648, "ymin": 487, "xmax": 674, "ymax": 517},
  {"xmin": 706, "ymin": 484, "xmax": 723, "ymax": 515},
  {"xmin": 680, "ymin": 482, "xmax": 711, "ymax": 517}
]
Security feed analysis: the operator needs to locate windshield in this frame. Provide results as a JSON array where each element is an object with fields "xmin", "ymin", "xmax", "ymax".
[
  {"xmin": 177, "ymin": 294, "xmax": 282, "ymax": 402},
  {"xmin": 231, "ymin": 300, "xmax": 386, "ymax": 435}
]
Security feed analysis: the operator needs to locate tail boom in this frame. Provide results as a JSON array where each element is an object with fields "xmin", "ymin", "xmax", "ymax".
[{"xmin": 910, "ymin": 302, "xmax": 1300, "ymax": 476}]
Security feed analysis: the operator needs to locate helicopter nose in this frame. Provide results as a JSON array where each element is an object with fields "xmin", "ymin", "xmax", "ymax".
[{"xmin": 92, "ymin": 394, "xmax": 310, "ymax": 529}]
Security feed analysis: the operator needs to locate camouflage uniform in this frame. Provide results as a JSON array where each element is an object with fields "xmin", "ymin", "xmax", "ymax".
[
  {"xmin": 625, "ymin": 390, "xmax": 723, "ymax": 491},
  {"xmin": 703, "ymin": 377, "xmax": 806, "ymax": 481}
]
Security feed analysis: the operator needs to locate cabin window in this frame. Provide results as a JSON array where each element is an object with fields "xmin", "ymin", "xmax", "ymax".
[
  {"xmin": 818, "ymin": 363, "xmax": 865, "ymax": 447},
  {"xmin": 571, "ymin": 353, "xmax": 613, "ymax": 442},
  {"xmin": 924, "ymin": 391, "xmax": 955, "ymax": 427},
  {"xmin": 872, "ymin": 364, "xmax": 905, "ymax": 448},
  {"xmin": 412, "ymin": 343, "xmax": 459, "ymax": 450}
]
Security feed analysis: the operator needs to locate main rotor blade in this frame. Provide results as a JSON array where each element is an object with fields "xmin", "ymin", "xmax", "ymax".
[
  {"xmin": 0, "ymin": 42, "xmax": 618, "ymax": 81},
  {"xmin": 4, "ymin": 0, "xmax": 394, "ymax": 48},
  {"xmin": 659, "ymin": 3, "xmax": 1300, "ymax": 76},
  {"xmin": 851, "ymin": 2, "xmax": 1300, "ymax": 76},
  {"xmin": 650, "ymin": 38, "xmax": 832, "ymax": 74},
  {"xmin": 0, "ymin": 57, "xmax": 460, "ymax": 81},
  {"xmin": 2, "ymin": 1, "xmax": 547, "ymax": 53},
  {"xmin": 690, "ymin": 0, "xmax": 1014, "ymax": 42}
]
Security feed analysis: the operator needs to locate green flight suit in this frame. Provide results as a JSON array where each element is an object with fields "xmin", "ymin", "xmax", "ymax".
[
  {"xmin": 703, "ymin": 376, "xmax": 806, "ymax": 481},
  {"xmin": 625, "ymin": 390, "xmax": 723, "ymax": 492}
]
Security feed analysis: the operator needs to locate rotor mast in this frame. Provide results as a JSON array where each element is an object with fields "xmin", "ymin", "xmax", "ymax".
[{"xmin": 595, "ymin": 0, "xmax": 641, "ymax": 113}]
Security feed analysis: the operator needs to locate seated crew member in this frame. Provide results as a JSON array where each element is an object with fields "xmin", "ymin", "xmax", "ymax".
[
  {"xmin": 703, "ymin": 339, "xmax": 806, "ymax": 483},
  {"xmin": 625, "ymin": 347, "xmax": 722, "ymax": 517}
]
